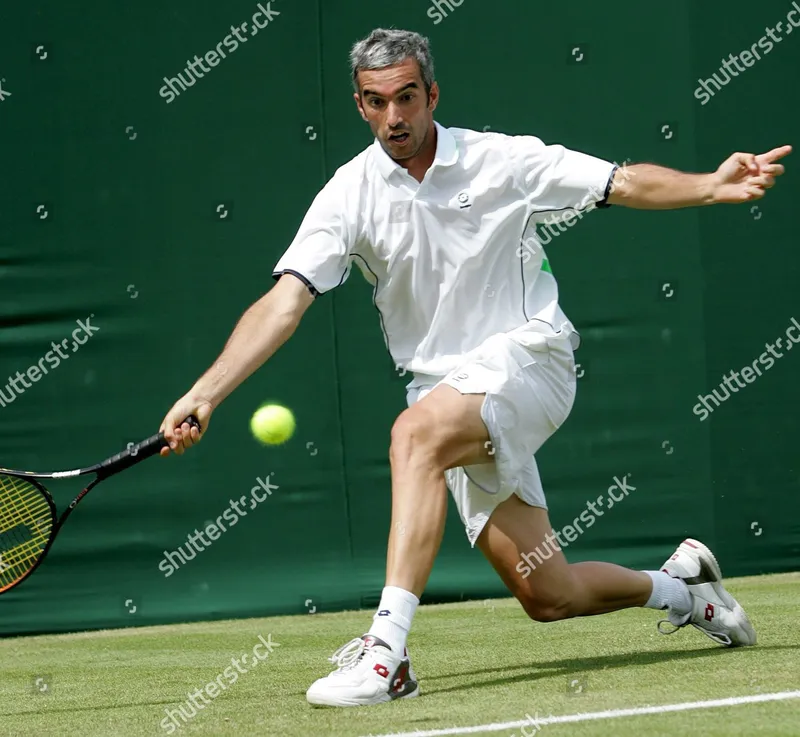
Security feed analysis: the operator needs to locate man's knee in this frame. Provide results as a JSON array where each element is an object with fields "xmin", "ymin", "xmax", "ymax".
[
  {"xmin": 520, "ymin": 593, "xmax": 575, "ymax": 622},
  {"xmin": 390, "ymin": 406, "xmax": 444, "ymax": 464},
  {"xmin": 517, "ymin": 577, "xmax": 578, "ymax": 623}
]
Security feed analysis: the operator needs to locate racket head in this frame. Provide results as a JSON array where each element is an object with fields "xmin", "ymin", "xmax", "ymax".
[{"xmin": 0, "ymin": 473, "xmax": 57, "ymax": 593}]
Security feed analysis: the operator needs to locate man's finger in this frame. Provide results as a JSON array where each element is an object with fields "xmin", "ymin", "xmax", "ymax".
[
  {"xmin": 760, "ymin": 163, "xmax": 785, "ymax": 177},
  {"xmin": 756, "ymin": 145, "xmax": 792, "ymax": 164},
  {"xmin": 749, "ymin": 174, "xmax": 774, "ymax": 188},
  {"xmin": 166, "ymin": 416, "xmax": 181, "ymax": 448},
  {"xmin": 732, "ymin": 152, "xmax": 759, "ymax": 173},
  {"xmin": 181, "ymin": 421, "xmax": 196, "ymax": 446},
  {"xmin": 180, "ymin": 424, "xmax": 194, "ymax": 449}
]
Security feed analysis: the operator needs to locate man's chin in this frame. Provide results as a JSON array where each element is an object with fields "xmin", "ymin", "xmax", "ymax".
[{"xmin": 382, "ymin": 139, "xmax": 417, "ymax": 161}]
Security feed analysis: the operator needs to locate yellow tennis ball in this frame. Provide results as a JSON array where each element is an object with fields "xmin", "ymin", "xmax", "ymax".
[{"xmin": 250, "ymin": 404, "xmax": 295, "ymax": 445}]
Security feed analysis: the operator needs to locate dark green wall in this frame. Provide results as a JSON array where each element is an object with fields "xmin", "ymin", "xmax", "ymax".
[{"xmin": 1, "ymin": 0, "xmax": 798, "ymax": 635}]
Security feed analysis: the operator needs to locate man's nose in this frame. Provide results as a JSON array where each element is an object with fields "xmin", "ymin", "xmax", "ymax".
[{"xmin": 386, "ymin": 102, "xmax": 404, "ymax": 128}]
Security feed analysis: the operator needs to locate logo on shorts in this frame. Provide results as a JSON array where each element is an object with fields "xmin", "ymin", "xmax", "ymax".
[
  {"xmin": 377, "ymin": 609, "xmax": 391, "ymax": 617},
  {"xmin": 455, "ymin": 190, "xmax": 472, "ymax": 209}
]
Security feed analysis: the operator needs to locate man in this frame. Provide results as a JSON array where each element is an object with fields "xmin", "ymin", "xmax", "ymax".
[{"xmin": 159, "ymin": 28, "xmax": 790, "ymax": 708}]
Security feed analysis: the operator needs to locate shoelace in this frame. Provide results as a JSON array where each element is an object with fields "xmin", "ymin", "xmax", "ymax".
[
  {"xmin": 656, "ymin": 607, "xmax": 691, "ymax": 636},
  {"xmin": 656, "ymin": 617, "xmax": 732, "ymax": 646},
  {"xmin": 328, "ymin": 637, "xmax": 367, "ymax": 671},
  {"xmin": 656, "ymin": 618, "xmax": 682, "ymax": 635}
]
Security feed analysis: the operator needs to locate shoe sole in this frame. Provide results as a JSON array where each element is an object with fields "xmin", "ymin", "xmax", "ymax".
[
  {"xmin": 681, "ymin": 538, "xmax": 757, "ymax": 647},
  {"xmin": 306, "ymin": 671, "xmax": 420, "ymax": 708},
  {"xmin": 307, "ymin": 685, "xmax": 419, "ymax": 708}
]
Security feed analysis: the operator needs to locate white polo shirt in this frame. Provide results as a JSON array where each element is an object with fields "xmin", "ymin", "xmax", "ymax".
[{"xmin": 273, "ymin": 121, "xmax": 616, "ymax": 377}]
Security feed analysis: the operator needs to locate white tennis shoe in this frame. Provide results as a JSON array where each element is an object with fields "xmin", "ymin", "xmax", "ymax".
[
  {"xmin": 657, "ymin": 538, "xmax": 756, "ymax": 647},
  {"xmin": 306, "ymin": 635, "xmax": 419, "ymax": 707}
]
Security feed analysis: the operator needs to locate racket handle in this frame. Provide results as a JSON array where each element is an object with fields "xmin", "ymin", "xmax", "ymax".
[{"xmin": 97, "ymin": 415, "xmax": 201, "ymax": 478}]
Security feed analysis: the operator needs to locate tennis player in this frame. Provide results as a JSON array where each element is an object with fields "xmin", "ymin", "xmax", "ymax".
[{"xmin": 160, "ymin": 28, "xmax": 790, "ymax": 708}]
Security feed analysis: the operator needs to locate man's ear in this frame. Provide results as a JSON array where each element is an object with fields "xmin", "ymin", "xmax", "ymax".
[
  {"xmin": 427, "ymin": 82, "xmax": 439, "ymax": 112},
  {"xmin": 353, "ymin": 92, "xmax": 368, "ymax": 122}
]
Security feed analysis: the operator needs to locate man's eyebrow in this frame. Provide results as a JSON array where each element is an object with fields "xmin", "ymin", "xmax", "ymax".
[{"xmin": 361, "ymin": 82, "xmax": 419, "ymax": 98}]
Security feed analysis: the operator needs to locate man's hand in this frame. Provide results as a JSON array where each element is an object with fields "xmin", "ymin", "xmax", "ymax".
[
  {"xmin": 608, "ymin": 145, "xmax": 791, "ymax": 209},
  {"xmin": 159, "ymin": 395, "xmax": 213, "ymax": 456},
  {"xmin": 712, "ymin": 145, "xmax": 791, "ymax": 204}
]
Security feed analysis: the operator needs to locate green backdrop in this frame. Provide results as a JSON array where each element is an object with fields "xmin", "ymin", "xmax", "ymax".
[{"xmin": 1, "ymin": 0, "xmax": 798, "ymax": 636}]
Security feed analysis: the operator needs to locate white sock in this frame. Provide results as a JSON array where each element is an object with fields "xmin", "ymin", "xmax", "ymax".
[
  {"xmin": 367, "ymin": 586, "xmax": 419, "ymax": 653},
  {"xmin": 643, "ymin": 570, "xmax": 692, "ymax": 616}
]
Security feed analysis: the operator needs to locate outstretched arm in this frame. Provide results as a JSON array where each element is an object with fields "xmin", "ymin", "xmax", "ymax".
[
  {"xmin": 159, "ymin": 274, "xmax": 314, "ymax": 455},
  {"xmin": 607, "ymin": 145, "xmax": 791, "ymax": 209}
]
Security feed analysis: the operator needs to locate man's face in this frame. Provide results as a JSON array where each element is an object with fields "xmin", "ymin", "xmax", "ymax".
[{"xmin": 354, "ymin": 57, "xmax": 438, "ymax": 162}]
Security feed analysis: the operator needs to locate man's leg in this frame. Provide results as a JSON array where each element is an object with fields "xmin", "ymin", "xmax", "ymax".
[
  {"xmin": 306, "ymin": 384, "xmax": 498, "ymax": 707},
  {"xmin": 476, "ymin": 495, "xmax": 756, "ymax": 649},
  {"xmin": 476, "ymin": 494, "xmax": 654, "ymax": 620},
  {"xmin": 366, "ymin": 385, "xmax": 495, "ymax": 649},
  {"xmin": 387, "ymin": 386, "xmax": 494, "ymax": 595}
]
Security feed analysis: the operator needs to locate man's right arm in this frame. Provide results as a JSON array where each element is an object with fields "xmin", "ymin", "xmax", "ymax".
[
  {"xmin": 162, "ymin": 169, "xmax": 355, "ymax": 454},
  {"xmin": 197, "ymin": 273, "xmax": 314, "ymax": 407},
  {"xmin": 160, "ymin": 273, "xmax": 314, "ymax": 452}
]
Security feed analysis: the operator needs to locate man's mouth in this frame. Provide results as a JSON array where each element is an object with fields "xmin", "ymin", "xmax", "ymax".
[{"xmin": 389, "ymin": 131, "xmax": 410, "ymax": 145}]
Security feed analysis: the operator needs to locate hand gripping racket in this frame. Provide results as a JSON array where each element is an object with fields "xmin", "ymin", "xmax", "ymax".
[{"xmin": 0, "ymin": 415, "xmax": 200, "ymax": 594}]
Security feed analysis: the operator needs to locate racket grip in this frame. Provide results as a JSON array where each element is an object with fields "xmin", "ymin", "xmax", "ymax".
[{"xmin": 97, "ymin": 415, "xmax": 201, "ymax": 478}]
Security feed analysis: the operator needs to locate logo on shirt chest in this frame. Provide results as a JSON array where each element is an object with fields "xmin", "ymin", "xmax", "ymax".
[{"xmin": 454, "ymin": 190, "xmax": 473, "ymax": 209}]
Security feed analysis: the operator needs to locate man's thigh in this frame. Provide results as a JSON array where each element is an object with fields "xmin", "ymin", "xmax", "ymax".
[
  {"xmin": 476, "ymin": 494, "xmax": 573, "ymax": 607},
  {"xmin": 406, "ymin": 384, "xmax": 495, "ymax": 469}
]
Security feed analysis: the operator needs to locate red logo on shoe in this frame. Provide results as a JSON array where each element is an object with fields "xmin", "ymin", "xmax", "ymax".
[
  {"xmin": 391, "ymin": 662, "xmax": 410, "ymax": 693},
  {"xmin": 704, "ymin": 603, "xmax": 715, "ymax": 622},
  {"xmin": 373, "ymin": 664, "xmax": 390, "ymax": 678}
]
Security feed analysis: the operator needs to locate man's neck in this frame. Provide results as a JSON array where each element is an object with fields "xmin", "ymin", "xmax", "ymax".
[{"xmin": 402, "ymin": 123, "xmax": 437, "ymax": 183}]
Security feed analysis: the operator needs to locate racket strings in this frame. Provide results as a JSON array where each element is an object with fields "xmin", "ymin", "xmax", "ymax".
[{"xmin": 0, "ymin": 474, "xmax": 54, "ymax": 590}]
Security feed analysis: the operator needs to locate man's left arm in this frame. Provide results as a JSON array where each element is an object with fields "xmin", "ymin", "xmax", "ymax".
[{"xmin": 607, "ymin": 146, "xmax": 792, "ymax": 209}]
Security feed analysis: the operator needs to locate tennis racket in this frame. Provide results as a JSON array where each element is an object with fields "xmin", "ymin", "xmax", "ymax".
[{"xmin": 0, "ymin": 415, "xmax": 200, "ymax": 594}]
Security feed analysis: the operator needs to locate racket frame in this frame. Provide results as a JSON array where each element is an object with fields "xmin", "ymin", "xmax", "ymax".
[{"xmin": 0, "ymin": 415, "xmax": 198, "ymax": 594}]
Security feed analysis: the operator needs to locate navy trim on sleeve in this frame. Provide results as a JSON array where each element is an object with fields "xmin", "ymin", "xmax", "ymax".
[
  {"xmin": 272, "ymin": 270, "xmax": 319, "ymax": 298},
  {"xmin": 596, "ymin": 164, "xmax": 620, "ymax": 209}
]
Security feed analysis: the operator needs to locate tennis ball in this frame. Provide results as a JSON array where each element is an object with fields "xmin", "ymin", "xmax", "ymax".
[{"xmin": 250, "ymin": 404, "xmax": 295, "ymax": 445}]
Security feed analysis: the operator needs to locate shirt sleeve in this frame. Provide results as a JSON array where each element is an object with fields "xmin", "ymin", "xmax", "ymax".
[
  {"xmin": 508, "ymin": 134, "xmax": 618, "ymax": 223},
  {"xmin": 272, "ymin": 172, "xmax": 357, "ymax": 297}
]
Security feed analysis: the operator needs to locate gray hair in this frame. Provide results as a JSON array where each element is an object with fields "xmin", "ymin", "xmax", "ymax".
[{"xmin": 350, "ymin": 28, "xmax": 435, "ymax": 98}]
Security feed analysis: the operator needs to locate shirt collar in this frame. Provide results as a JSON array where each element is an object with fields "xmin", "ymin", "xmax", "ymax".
[{"xmin": 372, "ymin": 120, "xmax": 459, "ymax": 182}]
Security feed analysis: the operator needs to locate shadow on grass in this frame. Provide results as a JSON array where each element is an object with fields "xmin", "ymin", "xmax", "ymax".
[{"xmin": 421, "ymin": 644, "xmax": 800, "ymax": 695}]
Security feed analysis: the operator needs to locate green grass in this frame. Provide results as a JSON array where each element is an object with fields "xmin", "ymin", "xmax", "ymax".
[{"xmin": 2, "ymin": 572, "xmax": 798, "ymax": 737}]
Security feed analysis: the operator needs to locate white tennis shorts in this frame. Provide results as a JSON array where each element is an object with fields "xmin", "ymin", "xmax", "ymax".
[{"xmin": 405, "ymin": 321, "xmax": 578, "ymax": 546}]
